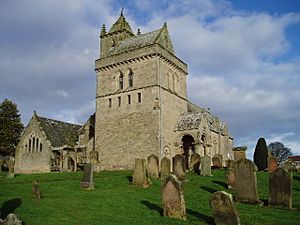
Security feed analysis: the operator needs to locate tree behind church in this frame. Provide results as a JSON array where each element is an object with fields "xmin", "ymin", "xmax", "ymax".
[
  {"xmin": 0, "ymin": 99, "xmax": 24, "ymax": 156},
  {"xmin": 268, "ymin": 142, "xmax": 292, "ymax": 164},
  {"xmin": 253, "ymin": 137, "xmax": 268, "ymax": 171}
]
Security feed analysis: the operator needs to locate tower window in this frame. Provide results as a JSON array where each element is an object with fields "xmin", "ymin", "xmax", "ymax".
[
  {"xmin": 119, "ymin": 73, "xmax": 124, "ymax": 89},
  {"xmin": 128, "ymin": 95, "xmax": 131, "ymax": 104},
  {"xmin": 40, "ymin": 143, "xmax": 43, "ymax": 152},
  {"xmin": 138, "ymin": 93, "xmax": 142, "ymax": 102},
  {"xmin": 118, "ymin": 96, "xmax": 121, "ymax": 106},
  {"xmin": 128, "ymin": 70, "xmax": 133, "ymax": 87},
  {"xmin": 109, "ymin": 98, "xmax": 112, "ymax": 107}
]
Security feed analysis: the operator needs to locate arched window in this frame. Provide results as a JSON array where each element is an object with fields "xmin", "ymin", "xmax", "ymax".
[
  {"xmin": 40, "ymin": 143, "xmax": 43, "ymax": 152},
  {"xmin": 32, "ymin": 137, "xmax": 35, "ymax": 153},
  {"xmin": 128, "ymin": 70, "xmax": 133, "ymax": 87},
  {"xmin": 36, "ymin": 138, "xmax": 39, "ymax": 152},
  {"xmin": 119, "ymin": 73, "xmax": 124, "ymax": 89},
  {"xmin": 29, "ymin": 139, "xmax": 32, "ymax": 153}
]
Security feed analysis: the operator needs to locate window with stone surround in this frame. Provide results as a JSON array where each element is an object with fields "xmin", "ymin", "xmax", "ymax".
[{"xmin": 27, "ymin": 135, "xmax": 43, "ymax": 153}]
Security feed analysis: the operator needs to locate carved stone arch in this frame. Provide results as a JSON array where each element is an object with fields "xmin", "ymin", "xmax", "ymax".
[{"xmin": 174, "ymin": 132, "xmax": 196, "ymax": 147}]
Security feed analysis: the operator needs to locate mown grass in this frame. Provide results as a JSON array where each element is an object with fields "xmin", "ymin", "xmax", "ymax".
[{"xmin": 0, "ymin": 170, "xmax": 300, "ymax": 225}]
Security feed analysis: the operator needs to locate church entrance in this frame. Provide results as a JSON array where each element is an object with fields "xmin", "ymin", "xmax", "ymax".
[{"xmin": 181, "ymin": 135, "xmax": 195, "ymax": 169}]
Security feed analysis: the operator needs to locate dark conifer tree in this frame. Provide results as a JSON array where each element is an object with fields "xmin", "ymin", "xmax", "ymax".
[
  {"xmin": 0, "ymin": 99, "xmax": 24, "ymax": 156},
  {"xmin": 253, "ymin": 137, "xmax": 268, "ymax": 171}
]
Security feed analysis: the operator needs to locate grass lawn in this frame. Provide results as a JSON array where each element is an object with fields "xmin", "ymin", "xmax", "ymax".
[{"xmin": 1, "ymin": 170, "xmax": 300, "ymax": 225}]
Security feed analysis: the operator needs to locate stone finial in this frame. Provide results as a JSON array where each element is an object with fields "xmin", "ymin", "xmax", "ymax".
[
  {"xmin": 121, "ymin": 7, "xmax": 124, "ymax": 16},
  {"xmin": 101, "ymin": 24, "xmax": 107, "ymax": 36},
  {"xmin": 137, "ymin": 29, "xmax": 141, "ymax": 35}
]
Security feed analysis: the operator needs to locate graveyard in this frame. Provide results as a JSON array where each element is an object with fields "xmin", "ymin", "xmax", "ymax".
[{"xmin": 1, "ymin": 169, "xmax": 300, "ymax": 225}]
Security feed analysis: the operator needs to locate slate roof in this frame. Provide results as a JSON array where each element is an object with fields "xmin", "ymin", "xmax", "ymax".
[
  {"xmin": 107, "ymin": 28, "xmax": 162, "ymax": 56},
  {"xmin": 36, "ymin": 115, "xmax": 81, "ymax": 148}
]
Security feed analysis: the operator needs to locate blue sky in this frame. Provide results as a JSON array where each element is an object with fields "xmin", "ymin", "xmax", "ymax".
[{"xmin": 0, "ymin": 0, "xmax": 299, "ymax": 158}]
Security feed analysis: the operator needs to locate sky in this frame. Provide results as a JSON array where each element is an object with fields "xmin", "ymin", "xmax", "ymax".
[{"xmin": 1, "ymin": 0, "xmax": 300, "ymax": 158}]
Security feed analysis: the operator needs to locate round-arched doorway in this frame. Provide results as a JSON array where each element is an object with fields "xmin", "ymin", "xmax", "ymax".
[{"xmin": 181, "ymin": 135, "xmax": 195, "ymax": 169}]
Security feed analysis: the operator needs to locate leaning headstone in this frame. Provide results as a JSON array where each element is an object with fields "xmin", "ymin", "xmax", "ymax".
[
  {"xmin": 235, "ymin": 159, "xmax": 260, "ymax": 204},
  {"xmin": 173, "ymin": 155, "xmax": 186, "ymax": 181},
  {"xmin": 7, "ymin": 157, "xmax": 15, "ymax": 178},
  {"xmin": 269, "ymin": 168, "xmax": 293, "ymax": 209},
  {"xmin": 0, "ymin": 213, "xmax": 22, "ymax": 225},
  {"xmin": 162, "ymin": 175, "xmax": 186, "ymax": 221},
  {"xmin": 268, "ymin": 156, "xmax": 278, "ymax": 173},
  {"xmin": 132, "ymin": 158, "xmax": 149, "ymax": 188},
  {"xmin": 32, "ymin": 181, "xmax": 41, "ymax": 200},
  {"xmin": 160, "ymin": 157, "xmax": 171, "ymax": 179},
  {"xmin": 147, "ymin": 154, "xmax": 159, "ymax": 179},
  {"xmin": 209, "ymin": 191, "xmax": 240, "ymax": 225},
  {"xmin": 200, "ymin": 155, "xmax": 211, "ymax": 176},
  {"xmin": 80, "ymin": 163, "xmax": 94, "ymax": 189},
  {"xmin": 189, "ymin": 153, "xmax": 200, "ymax": 172},
  {"xmin": 212, "ymin": 154, "xmax": 223, "ymax": 168}
]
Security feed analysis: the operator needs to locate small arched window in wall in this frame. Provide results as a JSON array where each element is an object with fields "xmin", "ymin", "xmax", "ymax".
[
  {"xmin": 128, "ymin": 70, "xmax": 133, "ymax": 87},
  {"xmin": 29, "ymin": 139, "xmax": 32, "ymax": 153},
  {"xmin": 119, "ymin": 73, "xmax": 124, "ymax": 89},
  {"xmin": 32, "ymin": 137, "xmax": 35, "ymax": 153},
  {"xmin": 40, "ymin": 143, "xmax": 43, "ymax": 152},
  {"xmin": 36, "ymin": 138, "xmax": 39, "ymax": 152}
]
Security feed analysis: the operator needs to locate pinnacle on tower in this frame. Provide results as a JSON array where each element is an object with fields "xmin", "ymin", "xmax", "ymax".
[{"xmin": 101, "ymin": 24, "xmax": 107, "ymax": 36}]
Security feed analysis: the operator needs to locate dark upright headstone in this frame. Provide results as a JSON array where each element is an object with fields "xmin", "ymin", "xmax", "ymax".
[
  {"xmin": 80, "ymin": 163, "xmax": 94, "ymax": 189},
  {"xmin": 189, "ymin": 153, "xmax": 200, "ymax": 172},
  {"xmin": 269, "ymin": 168, "xmax": 293, "ymax": 209}
]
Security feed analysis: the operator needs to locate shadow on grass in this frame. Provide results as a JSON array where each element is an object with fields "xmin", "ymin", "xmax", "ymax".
[
  {"xmin": 187, "ymin": 208, "xmax": 215, "ymax": 225},
  {"xmin": 0, "ymin": 198, "xmax": 22, "ymax": 219},
  {"xmin": 141, "ymin": 200, "xmax": 163, "ymax": 216},
  {"xmin": 212, "ymin": 180, "xmax": 227, "ymax": 189},
  {"xmin": 261, "ymin": 199, "xmax": 269, "ymax": 206},
  {"xmin": 200, "ymin": 186, "xmax": 218, "ymax": 194},
  {"xmin": 126, "ymin": 176, "xmax": 132, "ymax": 183}
]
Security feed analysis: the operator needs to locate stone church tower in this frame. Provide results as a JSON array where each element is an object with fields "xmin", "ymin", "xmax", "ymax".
[{"xmin": 95, "ymin": 12, "xmax": 188, "ymax": 170}]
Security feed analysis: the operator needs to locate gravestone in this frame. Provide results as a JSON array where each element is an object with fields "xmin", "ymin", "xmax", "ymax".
[
  {"xmin": 268, "ymin": 156, "xmax": 278, "ymax": 173},
  {"xmin": 7, "ymin": 157, "xmax": 15, "ymax": 178},
  {"xmin": 227, "ymin": 170, "xmax": 235, "ymax": 189},
  {"xmin": 32, "ymin": 181, "xmax": 41, "ymax": 200},
  {"xmin": 147, "ymin": 154, "xmax": 159, "ymax": 179},
  {"xmin": 210, "ymin": 191, "xmax": 240, "ymax": 225},
  {"xmin": 212, "ymin": 154, "xmax": 223, "ymax": 168},
  {"xmin": 160, "ymin": 157, "xmax": 171, "ymax": 179},
  {"xmin": 173, "ymin": 154, "xmax": 186, "ymax": 181},
  {"xmin": 226, "ymin": 159, "xmax": 234, "ymax": 170},
  {"xmin": 269, "ymin": 168, "xmax": 293, "ymax": 209},
  {"xmin": 235, "ymin": 159, "xmax": 260, "ymax": 204},
  {"xmin": 0, "ymin": 213, "xmax": 22, "ymax": 225},
  {"xmin": 162, "ymin": 175, "xmax": 186, "ymax": 221},
  {"xmin": 80, "ymin": 163, "xmax": 94, "ymax": 189},
  {"xmin": 189, "ymin": 153, "xmax": 200, "ymax": 172},
  {"xmin": 200, "ymin": 155, "xmax": 211, "ymax": 176},
  {"xmin": 132, "ymin": 158, "xmax": 149, "ymax": 188}
]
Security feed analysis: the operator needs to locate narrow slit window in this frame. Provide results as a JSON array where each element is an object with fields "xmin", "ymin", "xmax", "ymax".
[
  {"xmin": 40, "ymin": 143, "xmax": 43, "ymax": 152},
  {"xmin": 128, "ymin": 95, "xmax": 131, "ymax": 104},
  {"xmin": 109, "ymin": 98, "xmax": 112, "ymax": 107},
  {"xmin": 138, "ymin": 93, "xmax": 142, "ymax": 102},
  {"xmin": 118, "ymin": 96, "xmax": 121, "ymax": 106},
  {"xmin": 128, "ymin": 70, "xmax": 133, "ymax": 87},
  {"xmin": 119, "ymin": 74, "xmax": 124, "ymax": 89}
]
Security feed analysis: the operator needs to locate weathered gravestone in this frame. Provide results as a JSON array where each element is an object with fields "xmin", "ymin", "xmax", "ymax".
[
  {"xmin": 173, "ymin": 154, "xmax": 186, "ymax": 181},
  {"xmin": 7, "ymin": 157, "xmax": 15, "ymax": 178},
  {"xmin": 189, "ymin": 153, "xmax": 200, "ymax": 172},
  {"xmin": 209, "ymin": 191, "xmax": 240, "ymax": 225},
  {"xmin": 132, "ymin": 158, "xmax": 149, "ymax": 188},
  {"xmin": 32, "ymin": 181, "xmax": 41, "ymax": 200},
  {"xmin": 147, "ymin": 154, "xmax": 159, "ymax": 179},
  {"xmin": 212, "ymin": 154, "xmax": 223, "ymax": 168},
  {"xmin": 269, "ymin": 168, "xmax": 293, "ymax": 209},
  {"xmin": 235, "ymin": 159, "xmax": 260, "ymax": 204},
  {"xmin": 200, "ymin": 155, "xmax": 211, "ymax": 176},
  {"xmin": 160, "ymin": 157, "xmax": 171, "ymax": 180},
  {"xmin": 268, "ymin": 156, "xmax": 278, "ymax": 173},
  {"xmin": 227, "ymin": 170, "xmax": 235, "ymax": 189},
  {"xmin": 0, "ymin": 213, "xmax": 22, "ymax": 225},
  {"xmin": 162, "ymin": 175, "xmax": 186, "ymax": 221},
  {"xmin": 226, "ymin": 159, "xmax": 234, "ymax": 170},
  {"xmin": 80, "ymin": 163, "xmax": 94, "ymax": 189}
]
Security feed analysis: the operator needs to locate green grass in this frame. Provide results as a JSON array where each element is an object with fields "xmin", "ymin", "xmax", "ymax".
[{"xmin": 1, "ymin": 170, "xmax": 300, "ymax": 225}]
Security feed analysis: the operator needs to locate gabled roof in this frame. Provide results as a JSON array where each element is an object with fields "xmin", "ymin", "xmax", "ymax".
[
  {"xmin": 108, "ymin": 13, "xmax": 134, "ymax": 35},
  {"xmin": 33, "ymin": 112, "xmax": 81, "ymax": 148},
  {"xmin": 107, "ymin": 23, "xmax": 175, "ymax": 56}
]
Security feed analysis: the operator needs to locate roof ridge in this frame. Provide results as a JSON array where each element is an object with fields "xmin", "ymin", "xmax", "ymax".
[{"xmin": 37, "ymin": 115, "xmax": 81, "ymax": 127}]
